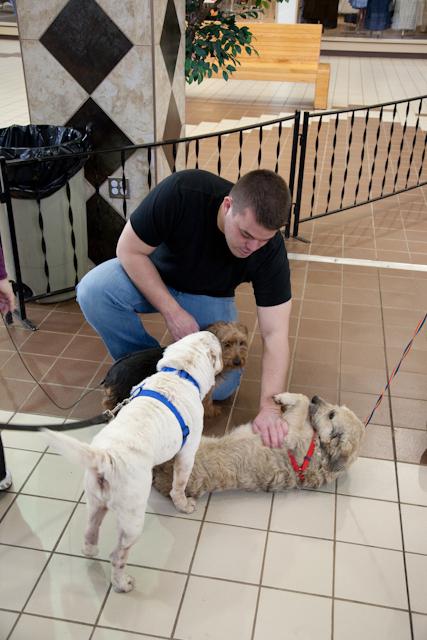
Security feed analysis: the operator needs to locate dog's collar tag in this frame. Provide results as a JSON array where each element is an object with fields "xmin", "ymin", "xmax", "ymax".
[
  {"xmin": 129, "ymin": 386, "xmax": 190, "ymax": 447},
  {"xmin": 159, "ymin": 367, "xmax": 201, "ymax": 394}
]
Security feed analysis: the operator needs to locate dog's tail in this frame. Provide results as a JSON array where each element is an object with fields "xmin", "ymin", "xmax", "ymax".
[{"xmin": 42, "ymin": 429, "xmax": 110, "ymax": 470}]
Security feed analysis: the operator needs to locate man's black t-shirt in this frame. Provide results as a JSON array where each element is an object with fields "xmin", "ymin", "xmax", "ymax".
[{"xmin": 130, "ymin": 169, "xmax": 291, "ymax": 307}]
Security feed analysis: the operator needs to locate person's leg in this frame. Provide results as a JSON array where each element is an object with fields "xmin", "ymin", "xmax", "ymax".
[
  {"xmin": 77, "ymin": 259, "xmax": 163, "ymax": 359},
  {"xmin": 175, "ymin": 292, "xmax": 243, "ymax": 400}
]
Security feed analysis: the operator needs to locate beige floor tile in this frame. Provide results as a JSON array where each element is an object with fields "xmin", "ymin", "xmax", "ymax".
[
  {"xmin": 0, "ymin": 545, "xmax": 49, "ymax": 610},
  {"xmin": 401, "ymin": 504, "xmax": 427, "ymax": 554},
  {"xmin": 397, "ymin": 463, "xmax": 427, "ymax": 506},
  {"xmin": 336, "ymin": 495, "xmax": 402, "ymax": 550},
  {"xmin": 57, "ymin": 504, "xmax": 201, "ymax": 573},
  {"xmin": 335, "ymin": 542, "xmax": 407, "ymax": 609},
  {"xmin": 263, "ymin": 532, "xmax": 333, "ymax": 596},
  {"xmin": 270, "ymin": 490, "xmax": 335, "ymax": 539},
  {"xmin": 21, "ymin": 452, "xmax": 84, "ymax": 501},
  {"xmin": 0, "ymin": 489, "xmax": 15, "ymax": 518},
  {"xmin": 0, "ymin": 610, "xmax": 18, "ymax": 639},
  {"xmin": 406, "ymin": 553, "xmax": 427, "ymax": 614},
  {"xmin": 413, "ymin": 613, "xmax": 427, "ymax": 640},
  {"xmin": 2, "ymin": 448, "xmax": 43, "ymax": 492},
  {"xmin": 337, "ymin": 457, "xmax": 398, "ymax": 501},
  {"xmin": 192, "ymin": 522, "xmax": 266, "ymax": 583},
  {"xmin": 175, "ymin": 576, "xmax": 258, "ymax": 640},
  {"xmin": 0, "ymin": 495, "xmax": 75, "ymax": 550},
  {"xmin": 254, "ymin": 588, "xmax": 331, "ymax": 640},
  {"xmin": 26, "ymin": 554, "xmax": 110, "ymax": 624},
  {"xmin": 9, "ymin": 615, "xmax": 92, "ymax": 640},
  {"xmin": 100, "ymin": 567, "xmax": 186, "ymax": 636},
  {"xmin": 333, "ymin": 601, "xmax": 412, "ymax": 640},
  {"xmin": 205, "ymin": 491, "xmax": 272, "ymax": 529}
]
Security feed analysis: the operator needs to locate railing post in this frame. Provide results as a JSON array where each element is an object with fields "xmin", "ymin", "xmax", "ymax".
[
  {"xmin": 285, "ymin": 110, "xmax": 301, "ymax": 238},
  {"xmin": 292, "ymin": 111, "xmax": 310, "ymax": 238},
  {"xmin": 0, "ymin": 157, "xmax": 28, "ymax": 324}
]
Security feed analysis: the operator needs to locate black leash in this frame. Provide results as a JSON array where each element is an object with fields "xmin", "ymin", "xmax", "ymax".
[{"xmin": 0, "ymin": 411, "xmax": 113, "ymax": 432}]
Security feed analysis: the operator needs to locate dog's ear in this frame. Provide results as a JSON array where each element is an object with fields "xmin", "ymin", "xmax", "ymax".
[{"xmin": 236, "ymin": 322, "xmax": 249, "ymax": 337}]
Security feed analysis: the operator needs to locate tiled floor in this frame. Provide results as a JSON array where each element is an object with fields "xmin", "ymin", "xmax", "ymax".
[{"xmin": 1, "ymin": 34, "xmax": 427, "ymax": 640}]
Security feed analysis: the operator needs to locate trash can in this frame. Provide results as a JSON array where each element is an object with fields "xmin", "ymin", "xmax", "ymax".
[{"xmin": 0, "ymin": 124, "xmax": 91, "ymax": 303}]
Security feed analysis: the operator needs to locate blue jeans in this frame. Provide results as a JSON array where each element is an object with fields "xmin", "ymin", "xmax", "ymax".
[{"xmin": 77, "ymin": 258, "xmax": 242, "ymax": 400}]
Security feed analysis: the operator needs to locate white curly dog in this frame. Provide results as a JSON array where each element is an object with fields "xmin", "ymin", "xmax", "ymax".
[{"xmin": 44, "ymin": 331, "xmax": 222, "ymax": 593}]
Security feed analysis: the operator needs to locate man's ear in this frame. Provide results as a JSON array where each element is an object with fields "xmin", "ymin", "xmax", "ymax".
[{"xmin": 223, "ymin": 195, "xmax": 232, "ymax": 214}]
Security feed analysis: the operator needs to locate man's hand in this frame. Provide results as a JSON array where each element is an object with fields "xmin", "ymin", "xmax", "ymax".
[
  {"xmin": 165, "ymin": 307, "xmax": 200, "ymax": 341},
  {"xmin": 252, "ymin": 406, "xmax": 288, "ymax": 448}
]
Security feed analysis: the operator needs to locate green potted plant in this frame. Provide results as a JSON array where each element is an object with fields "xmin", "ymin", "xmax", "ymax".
[{"xmin": 186, "ymin": 0, "xmax": 287, "ymax": 84}]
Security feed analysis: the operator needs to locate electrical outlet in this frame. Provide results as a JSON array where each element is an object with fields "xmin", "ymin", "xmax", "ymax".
[{"xmin": 108, "ymin": 177, "xmax": 130, "ymax": 199}]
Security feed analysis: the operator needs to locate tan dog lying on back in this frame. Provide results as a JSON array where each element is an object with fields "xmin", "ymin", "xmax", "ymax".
[
  {"xmin": 153, "ymin": 393, "xmax": 365, "ymax": 497},
  {"xmin": 44, "ymin": 332, "xmax": 223, "ymax": 593}
]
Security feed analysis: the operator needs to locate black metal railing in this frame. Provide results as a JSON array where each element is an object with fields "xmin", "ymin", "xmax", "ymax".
[
  {"xmin": 0, "ymin": 95, "xmax": 426, "ymax": 327},
  {"xmin": 292, "ymin": 95, "xmax": 427, "ymax": 236}
]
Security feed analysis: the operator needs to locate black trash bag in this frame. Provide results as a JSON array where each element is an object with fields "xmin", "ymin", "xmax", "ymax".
[{"xmin": 0, "ymin": 124, "xmax": 91, "ymax": 199}]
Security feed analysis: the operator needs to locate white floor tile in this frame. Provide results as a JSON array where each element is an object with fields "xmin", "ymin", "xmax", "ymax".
[
  {"xmin": 0, "ymin": 490, "xmax": 15, "ymax": 518},
  {"xmin": 0, "ymin": 495, "xmax": 75, "ymax": 550},
  {"xmin": 335, "ymin": 542, "xmax": 408, "ymax": 609},
  {"xmin": 192, "ymin": 522, "xmax": 266, "ymax": 584},
  {"xmin": 406, "ymin": 553, "xmax": 427, "ymax": 614},
  {"xmin": 401, "ymin": 504, "xmax": 427, "ymax": 554},
  {"xmin": 205, "ymin": 491, "xmax": 272, "ymax": 529},
  {"xmin": 9, "ymin": 615, "xmax": 92, "ymax": 640},
  {"xmin": 270, "ymin": 489, "xmax": 335, "ymax": 539},
  {"xmin": 254, "ymin": 588, "xmax": 331, "ymax": 640},
  {"xmin": 6, "ymin": 414, "xmax": 64, "ymax": 453},
  {"xmin": 263, "ymin": 532, "xmax": 333, "ymax": 597},
  {"xmin": 336, "ymin": 495, "xmax": 402, "ymax": 550},
  {"xmin": 413, "ymin": 613, "xmax": 427, "ymax": 640},
  {"xmin": 147, "ymin": 487, "xmax": 207, "ymax": 520},
  {"xmin": 100, "ymin": 567, "xmax": 186, "ymax": 637},
  {"xmin": 21, "ymin": 453, "xmax": 84, "ymax": 501},
  {"xmin": 333, "ymin": 600, "xmax": 412, "ymax": 640},
  {"xmin": 337, "ymin": 457, "xmax": 398, "ymax": 501},
  {"xmin": 57, "ymin": 504, "xmax": 201, "ymax": 573},
  {"xmin": 0, "ymin": 545, "xmax": 49, "ymax": 610},
  {"xmin": 175, "ymin": 576, "xmax": 258, "ymax": 640},
  {"xmin": 2, "ymin": 448, "xmax": 43, "ymax": 492},
  {"xmin": 92, "ymin": 629, "xmax": 156, "ymax": 640},
  {"xmin": 397, "ymin": 463, "xmax": 427, "ymax": 506},
  {"xmin": 0, "ymin": 610, "xmax": 18, "ymax": 639},
  {"xmin": 25, "ymin": 554, "xmax": 110, "ymax": 624}
]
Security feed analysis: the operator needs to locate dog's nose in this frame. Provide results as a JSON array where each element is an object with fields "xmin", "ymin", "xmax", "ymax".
[
  {"xmin": 311, "ymin": 395, "xmax": 321, "ymax": 404},
  {"xmin": 233, "ymin": 357, "xmax": 241, "ymax": 366}
]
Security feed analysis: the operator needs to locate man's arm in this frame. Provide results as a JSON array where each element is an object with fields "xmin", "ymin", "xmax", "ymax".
[
  {"xmin": 252, "ymin": 299, "xmax": 292, "ymax": 448},
  {"xmin": 116, "ymin": 222, "xmax": 199, "ymax": 339}
]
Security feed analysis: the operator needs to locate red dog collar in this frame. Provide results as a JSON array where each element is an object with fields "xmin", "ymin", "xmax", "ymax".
[{"xmin": 288, "ymin": 435, "xmax": 317, "ymax": 484}]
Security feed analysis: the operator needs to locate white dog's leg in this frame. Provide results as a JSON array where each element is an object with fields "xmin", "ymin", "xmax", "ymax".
[
  {"xmin": 170, "ymin": 448, "xmax": 198, "ymax": 514},
  {"xmin": 109, "ymin": 477, "xmax": 151, "ymax": 593},
  {"xmin": 83, "ymin": 499, "xmax": 107, "ymax": 557}
]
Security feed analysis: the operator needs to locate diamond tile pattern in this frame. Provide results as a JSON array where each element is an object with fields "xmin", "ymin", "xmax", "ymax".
[
  {"xmin": 66, "ymin": 98, "xmax": 134, "ymax": 186},
  {"xmin": 162, "ymin": 92, "xmax": 182, "ymax": 171},
  {"xmin": 160, "ymin": 0, "xmax": 181, "ymax": 85},
  {"xmin": 40, "ymin": 0, "xmax": 132, "ymax": 94}
]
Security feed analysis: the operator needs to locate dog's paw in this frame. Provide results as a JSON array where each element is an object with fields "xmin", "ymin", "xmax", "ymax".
[
  {"xmin": 112, "ymin": 573, "xmax": 135, "ymax": 593},
  {"xmin": 205, "ymin": 404, "xmax": 222, "ymax": 418},
  {"xmin": 82, "ymin": 543, "xmax": 99, "ymax": 557},
  {"xmin": 174, "ymin": 496, "xmax": 197, "ymax": 514}
]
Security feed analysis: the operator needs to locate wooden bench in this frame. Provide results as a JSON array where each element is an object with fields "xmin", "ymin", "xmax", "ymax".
[{"xmin": 222, "ymin": 23, "xmax": 330, "ymax": 110}]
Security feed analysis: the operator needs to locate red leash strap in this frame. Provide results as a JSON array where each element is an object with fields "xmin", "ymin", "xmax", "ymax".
[{"xmin": 288, "ymin": 435, "xmax": 316, "ymax": 483}]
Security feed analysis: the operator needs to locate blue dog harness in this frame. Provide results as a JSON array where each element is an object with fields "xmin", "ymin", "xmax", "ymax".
[{"xmin": 129, "ymin": 367, "xmax": 201, "ymax": 447}]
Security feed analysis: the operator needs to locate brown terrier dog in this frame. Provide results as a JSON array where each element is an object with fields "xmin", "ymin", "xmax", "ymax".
[{"xmin": 101, "ymin": 321, "xmax": 249, "ymax": 418}]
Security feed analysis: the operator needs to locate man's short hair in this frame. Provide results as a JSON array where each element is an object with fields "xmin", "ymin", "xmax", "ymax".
[{"xmin": 229, "ymin": 169, "xmax": 291, "ymax": 230}]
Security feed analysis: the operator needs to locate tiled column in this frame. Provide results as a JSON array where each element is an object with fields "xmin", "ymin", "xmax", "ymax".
[{"xmin": 15, "ymin": 0, "xmax": 185, "ymax": 264}]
